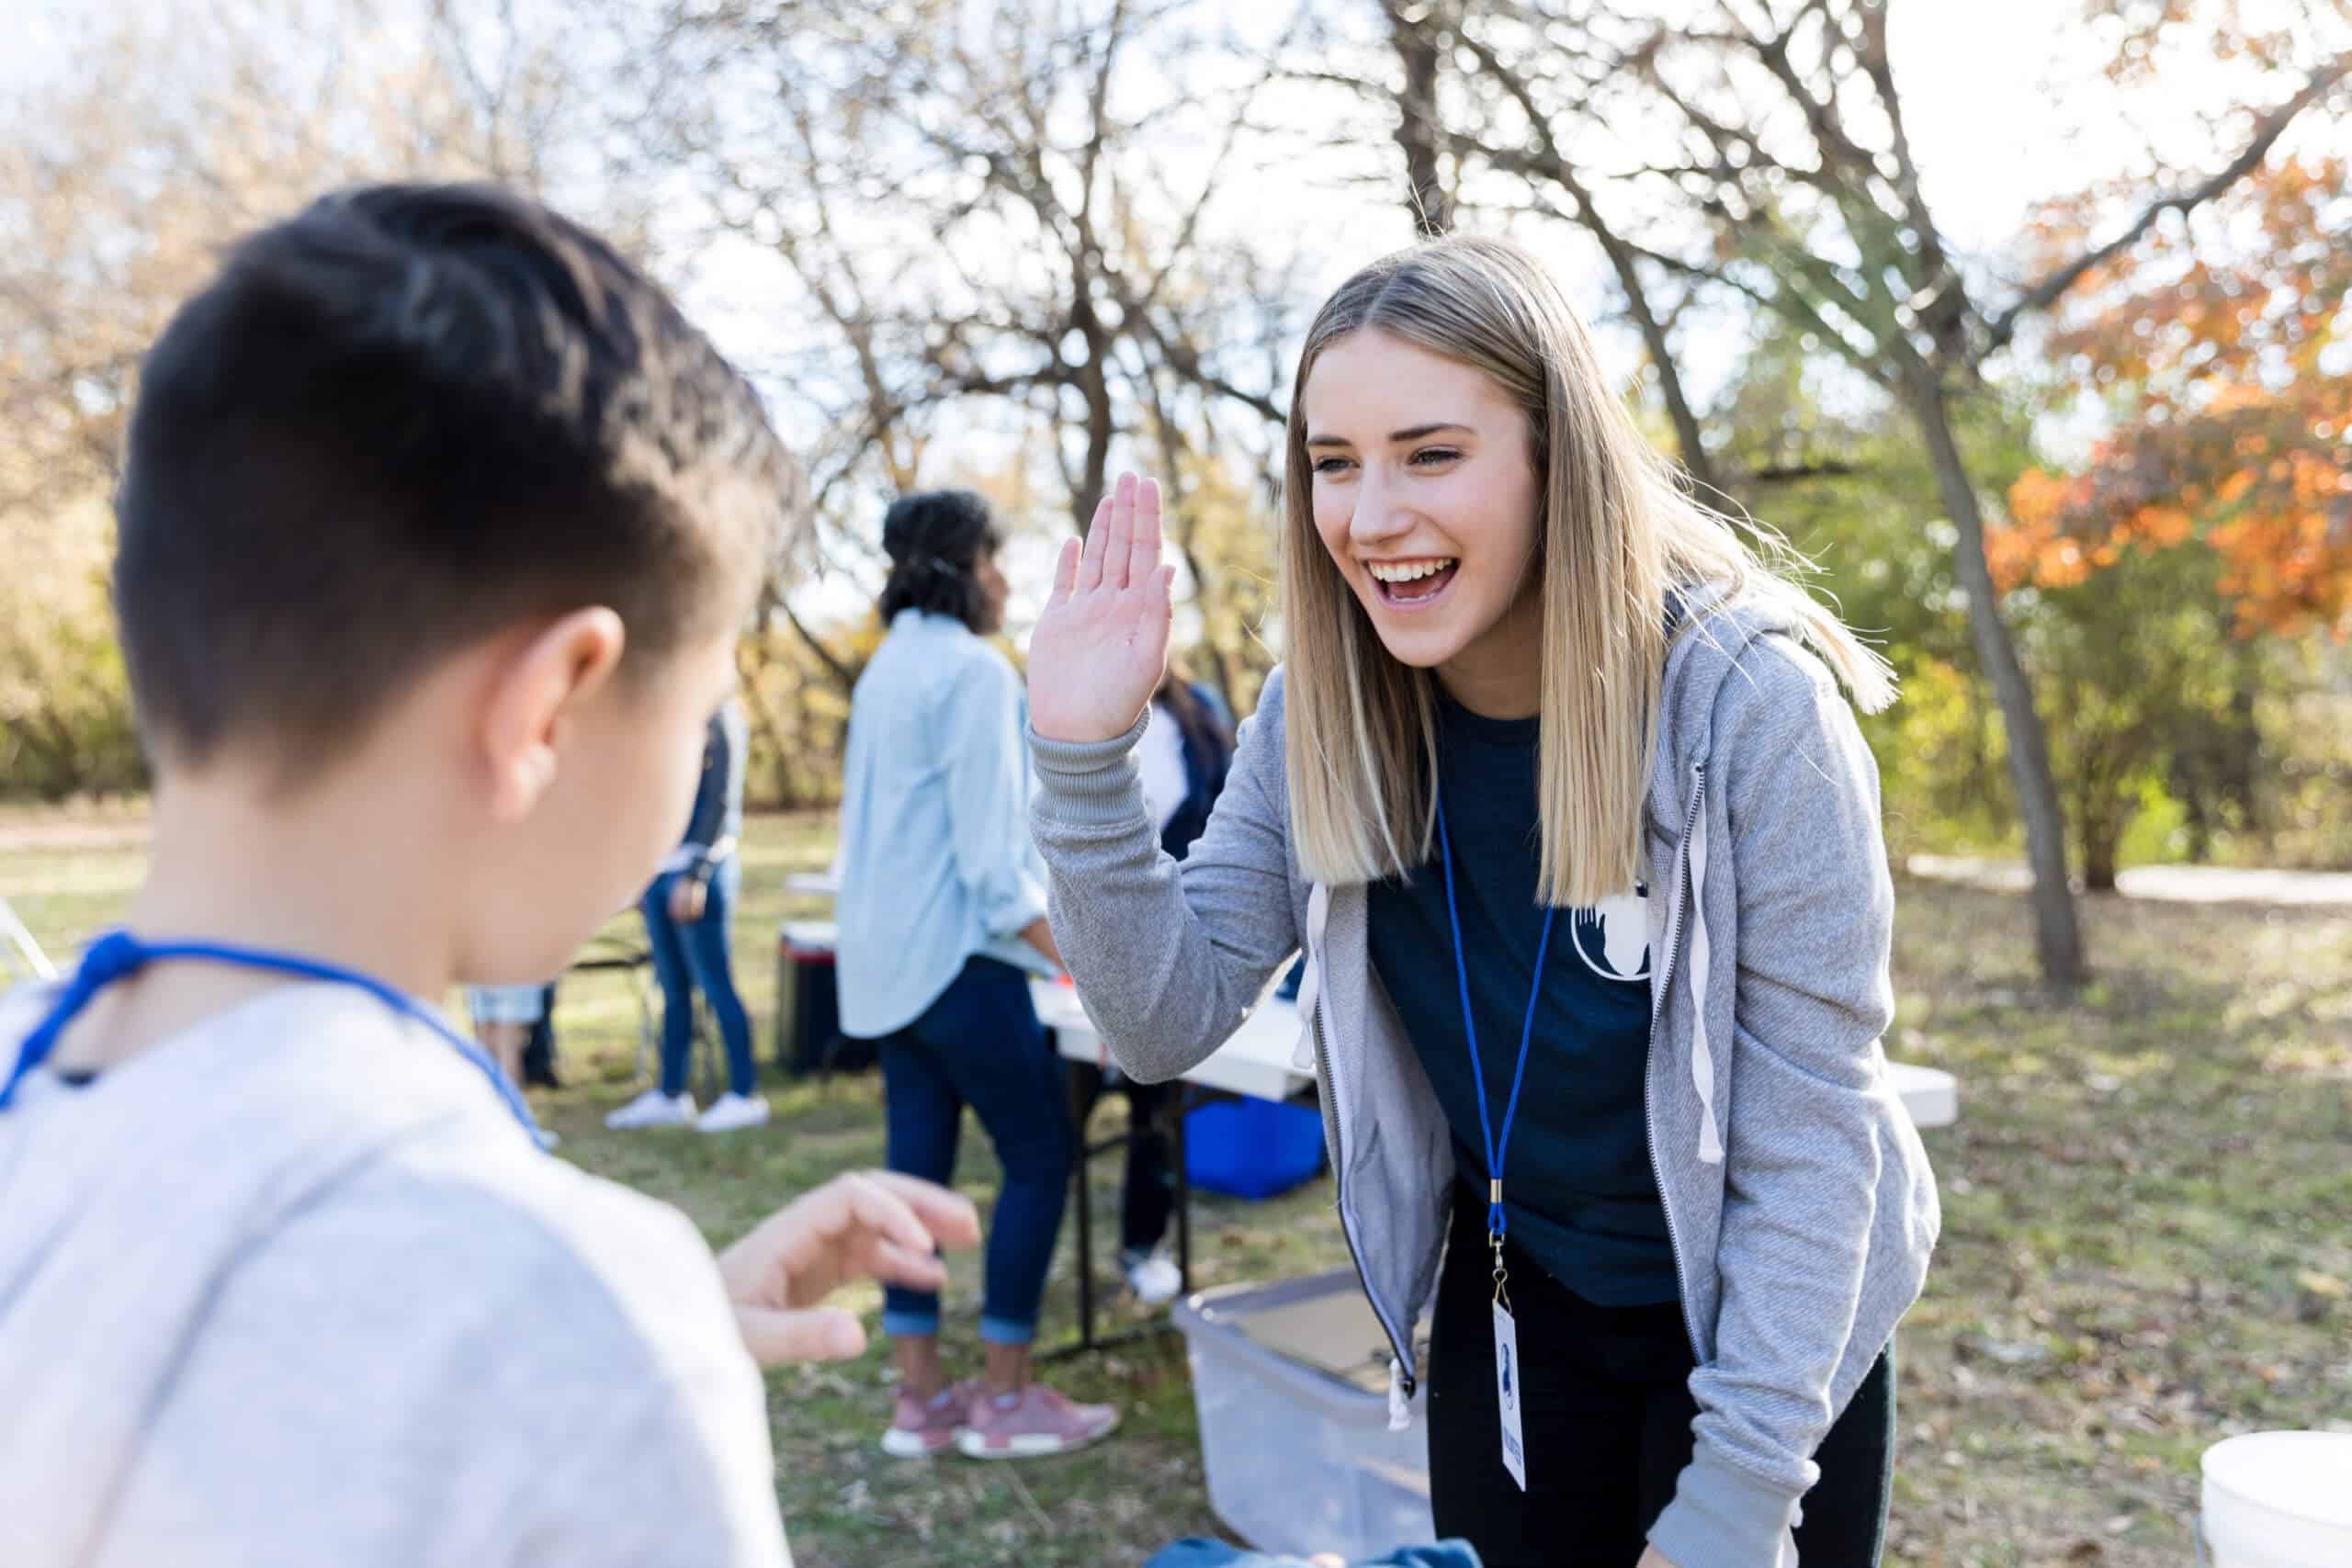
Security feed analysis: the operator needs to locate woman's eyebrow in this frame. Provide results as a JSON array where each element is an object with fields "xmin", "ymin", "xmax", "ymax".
[{"xmin": 1304, "ymin": 421, "xmax": 1475, "ymax": 448}]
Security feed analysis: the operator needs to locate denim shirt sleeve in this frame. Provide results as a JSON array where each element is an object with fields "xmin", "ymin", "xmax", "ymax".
[
  {"xmin": 941, "ymin": 654, "xmax": 1047, "ymax": 941},
  {"xmin": 681, "ymin": 702, "xmax": 749, "ymax": 872}
]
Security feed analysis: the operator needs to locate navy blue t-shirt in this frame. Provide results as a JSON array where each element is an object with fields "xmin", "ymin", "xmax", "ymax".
[{"xmin": 1365, "ymin": 695, "xmax": 1677, "ymax": 1307}]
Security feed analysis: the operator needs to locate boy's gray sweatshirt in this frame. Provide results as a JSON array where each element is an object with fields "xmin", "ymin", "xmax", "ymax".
[
  {"xmin": 0, "ymin": 982, "xmax": 791, "ymax": 1568},
  {"xmin": 1030, "ymin": 598, "xmax": 1939, "ymax": 1567}
]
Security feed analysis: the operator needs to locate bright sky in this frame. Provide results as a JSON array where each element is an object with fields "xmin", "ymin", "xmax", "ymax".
[
  {"xmin": 675, "ymin": 0, "xmax": 2300, "ymax": 625},
  {"xmin": 11, "ymin": 0, "xmax": 2325, "ymax": 627}
]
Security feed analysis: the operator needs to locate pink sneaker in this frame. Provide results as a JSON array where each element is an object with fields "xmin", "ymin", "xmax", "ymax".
[
  {"xmin": 880, "ymin": 1380, "xmax": 975, "ymax": 1458},
  {"xmin": 955, "ymin": 1382, "xmax": 1120, "ymax": 1460}
]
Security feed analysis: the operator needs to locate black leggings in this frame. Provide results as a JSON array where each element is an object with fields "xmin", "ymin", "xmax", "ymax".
[
  {"xmin": 1427, "ymin": 1182, "xmax": 1894, "ymax": 1567},
  {"xmin": 1069, "ymin": 1064, "xmax": 1176, "ymax": 1256}
]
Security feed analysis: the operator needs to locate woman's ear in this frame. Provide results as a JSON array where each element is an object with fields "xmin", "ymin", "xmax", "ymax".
[{"xmin": 478, "ymin": 608, "xmax": 627, "ymax": 824}]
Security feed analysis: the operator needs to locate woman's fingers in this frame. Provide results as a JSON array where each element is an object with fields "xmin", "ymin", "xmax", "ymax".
[
  {"xmin": 1125, "ymin": 476, "xmax": 1160, "ymax": 592},
  {"xmin": 1074, "ymin": 489, "xmax": 1115, "ymax": 593},
  {"xmin": 1052, "ymin": 471, "xmax": 1162, "ymax": 604},
  {"xmin": 1100, "ymin": 472, "xmax": 1137, "ymax": 592}
]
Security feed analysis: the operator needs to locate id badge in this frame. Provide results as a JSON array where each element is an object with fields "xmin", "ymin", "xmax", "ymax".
[{"xmin": 1492, "ymin": 1299, "xmax": 1527, "ymax": 1490}]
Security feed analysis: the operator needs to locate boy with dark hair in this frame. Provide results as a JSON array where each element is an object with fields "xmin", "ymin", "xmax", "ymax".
[{"xmin": 0, "ymin": 184, "xmax": 976, "ymax": 1568}]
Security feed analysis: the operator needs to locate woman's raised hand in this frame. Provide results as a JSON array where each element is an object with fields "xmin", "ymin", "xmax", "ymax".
[{"xmin": 1027, "ymin": 472, "xmax": 1175, "ymax": 744}]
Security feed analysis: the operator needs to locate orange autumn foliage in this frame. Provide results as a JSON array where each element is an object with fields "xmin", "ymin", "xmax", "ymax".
[{"xmin": 2000, "ymin": 154, "xmax": 2351, "ymax": 638}]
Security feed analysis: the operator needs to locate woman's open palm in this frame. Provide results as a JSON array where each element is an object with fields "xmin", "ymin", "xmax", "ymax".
[{"xmin": 1027, "ymin": 471, "xmax": 1175, "ymax": 743}]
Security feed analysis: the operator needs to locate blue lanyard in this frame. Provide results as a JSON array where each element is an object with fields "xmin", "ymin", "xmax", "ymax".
[
  {"xmin": 0, "ymin": 928, "xmax": 544, "ymax": 1145},
  {"xmin": 1435, "ymin": 785, "xmax": 1557, "ymax": 1264}
]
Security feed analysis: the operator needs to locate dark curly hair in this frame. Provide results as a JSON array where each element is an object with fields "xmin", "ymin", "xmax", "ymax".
[{"xmin": 877, "ymin": 490, "xmax": 1004, "ymax": 633}]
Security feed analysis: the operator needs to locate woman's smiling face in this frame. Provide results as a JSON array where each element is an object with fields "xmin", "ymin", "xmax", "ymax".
[{"xmin": 1302, "ymin": 329, "xmax": 1545, "ymax": 716}]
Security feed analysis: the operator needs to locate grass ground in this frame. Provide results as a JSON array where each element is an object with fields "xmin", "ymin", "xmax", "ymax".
[{"xmin": 3, "ymin": 806, "xmax": 2346, "ymax": 1567}]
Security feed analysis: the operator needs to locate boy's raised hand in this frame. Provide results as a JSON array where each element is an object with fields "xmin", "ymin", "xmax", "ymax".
[
  {"xmin": 718, "ymin": 1171, "xmax": 980, "ymax": 1365},
  {"xmin": 1027, "ymin": 471, "xmax": 1175, "ymax": 744}
]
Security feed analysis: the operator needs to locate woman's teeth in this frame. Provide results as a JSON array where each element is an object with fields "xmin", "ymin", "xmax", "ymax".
[
  {"xmin": 1367, "ymin": 558, "xmax": 1455, "ymax": 583},
  {"xmin": 1368, "ymin": 558, "xmax": 1458, "ymax": 603}
]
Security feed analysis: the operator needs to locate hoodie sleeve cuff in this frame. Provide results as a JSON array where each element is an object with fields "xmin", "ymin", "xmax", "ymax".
[
  {"xmin": 1028, "ymin": 714, "xmax": 1151, "ymax": 830},
  {"xmin": 1647, "ymin": 1445, "xmax": 1803, "ymax": 1568}
]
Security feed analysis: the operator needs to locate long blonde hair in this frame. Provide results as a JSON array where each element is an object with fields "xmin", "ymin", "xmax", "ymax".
[{"xmin": 1281, "ymin": 235, "xmax": 1894, "ymax": 907}]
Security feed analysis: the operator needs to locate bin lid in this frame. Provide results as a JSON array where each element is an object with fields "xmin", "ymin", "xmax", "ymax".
[
  {"xmin": 2202, "ymin": 1432, "xmax": 2352, "ymax": 1528},
  {"xmin": 1204, "ymin": 1282, "xmax": 1428, "ymax": 1396}
]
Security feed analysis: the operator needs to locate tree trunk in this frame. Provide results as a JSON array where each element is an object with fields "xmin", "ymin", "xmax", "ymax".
[
  {"xmin": 2081, "ymin": 809, "xmax": 2124, "ymax": 893},
  {"xmin": 2073, "ymin": 760, "xmax": 2130, "ymax": 894},
  {"xmin": 2172, "ymin": 749, "xmax": 2215, "ymax": 864},
  {"xmin": 1903, "ymin": 372, "xmax": 2087, "ymax": 986},
  {"xmin": 2222, "ymin": 649, "xmax": 2262, "ymax": 840},
  {"xmin": 1383, "ymin": 0, "xmax": 1448, "ymax": 236}
]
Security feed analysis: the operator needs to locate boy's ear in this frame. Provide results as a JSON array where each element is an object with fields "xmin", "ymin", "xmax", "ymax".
[{"xmin": 480, "ymin": 608, "xmax": 627, "ymax": 824}]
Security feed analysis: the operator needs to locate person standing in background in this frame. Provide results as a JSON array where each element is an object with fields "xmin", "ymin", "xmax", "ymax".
[
  {"xmin": 467, "ymin": 983, "xmax": 560, "ymax": 1089},
  {"xmin": 607, "ymin": 699, "xmax": 769, "ymax": 1134},
  {"xmin": 834, "ymin": 489, "xmax": 1115, "ymax": 1461},
  {"xmin": 468, "ymin": 984, "xmax": 543, "ymax": 1083}
]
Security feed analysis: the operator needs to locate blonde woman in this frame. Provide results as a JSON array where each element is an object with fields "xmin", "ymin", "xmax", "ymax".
[{"xmin": 1023, "ymin": 238, "xmax": 1937, "ymax": 1567}]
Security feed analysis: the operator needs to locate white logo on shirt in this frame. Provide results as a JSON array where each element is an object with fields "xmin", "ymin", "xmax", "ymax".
[{"xmin": 1571, "ymin": 882, "xmax": 1649, "ymax": 982}]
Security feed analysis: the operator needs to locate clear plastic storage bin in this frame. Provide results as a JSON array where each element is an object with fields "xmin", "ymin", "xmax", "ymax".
[{"xmin": 1171, "ymin": 1269, "xmax": 1436, "ymax": 1561}]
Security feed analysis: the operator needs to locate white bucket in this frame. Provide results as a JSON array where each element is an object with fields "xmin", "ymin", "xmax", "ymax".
[{"xmin": 2200, "ymin": 1431, "xmax": 2352, "ymax": 1567}]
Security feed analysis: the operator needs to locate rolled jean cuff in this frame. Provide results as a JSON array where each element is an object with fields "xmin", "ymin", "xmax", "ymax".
[
  {"xmin": 978, "ymin": 1314, "xmax": 1037, "ymax": 1347},
  {"xmin": 881, "ymin": 1307, "xmax": 940, "ymax": 1339}
]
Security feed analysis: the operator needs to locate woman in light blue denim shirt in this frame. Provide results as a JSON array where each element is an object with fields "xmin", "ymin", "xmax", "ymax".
[{"xmin": 834, "ymin": 490, "xmax": 1116, "ymax": 1462}]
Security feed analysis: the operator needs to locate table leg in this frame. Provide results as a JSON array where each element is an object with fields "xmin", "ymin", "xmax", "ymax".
[
  {"xmin": 1172, "ymin": 1085, "xmax": 1193, "ymax": 1298},
  {"xmin": 773, "ymin": 942, "xmax": 792, "ymax": 1076}
]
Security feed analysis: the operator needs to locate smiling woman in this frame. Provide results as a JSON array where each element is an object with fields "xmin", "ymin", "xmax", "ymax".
[
  {"xmin": 1276, "ymin": 239, "xmax": 1896, "ymax": 912},
  {"xmin": 1299, "ymin": 342, "xmax": 1543, "ymax": 722},
  {"xmin": 1023, "ymin": 233, "xmax": 1936, "ymax": 1568}
]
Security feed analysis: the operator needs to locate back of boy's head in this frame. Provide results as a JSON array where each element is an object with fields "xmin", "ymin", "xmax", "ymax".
[{"xmin": 114, "ymin": 182, "xmax": 803, "ymax": 779}]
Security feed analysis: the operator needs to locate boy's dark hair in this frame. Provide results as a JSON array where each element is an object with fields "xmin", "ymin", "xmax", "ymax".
[
  {"xmin": 877, "ymin": 490, "xmax": 1002, "ymax": 632},
  {"xmin": 114, "ymin": 182, "xmax": 804, "ymax": 775}
]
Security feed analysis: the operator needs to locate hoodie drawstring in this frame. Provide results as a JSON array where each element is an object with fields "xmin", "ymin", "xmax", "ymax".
[{"xmin": 1689, "ymin": 785, "xmax": 1724, "ymax": 1166}]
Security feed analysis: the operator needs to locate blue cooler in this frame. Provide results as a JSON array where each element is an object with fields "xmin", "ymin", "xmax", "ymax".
[{"xmin": 1184, "ymin": 1099, "xmax": 1326, "ymax": 1199}]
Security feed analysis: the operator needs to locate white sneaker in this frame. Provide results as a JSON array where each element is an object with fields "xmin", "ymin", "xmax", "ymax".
[
  {"xmin": 605, "ymin": 1089, "xmax": 696, "ymax": 1130},
  {"xmin": 695, "ymin": 1092, "xmax": 771, "ymax": 1134},
  {"xmin": 1123, "ymin": 1250, "xmax": 1182, "ymax": 1306}
]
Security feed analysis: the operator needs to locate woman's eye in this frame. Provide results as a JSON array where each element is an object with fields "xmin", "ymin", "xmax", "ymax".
[
  {"xmin": 1410, "ymin": 447, "xmax": 1462, "ymax": 468},
  {"xmin": 1311, "ymin": 456, "xmax": 1356, "ymax": 477}
]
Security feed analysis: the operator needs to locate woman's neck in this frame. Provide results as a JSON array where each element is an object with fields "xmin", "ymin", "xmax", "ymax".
[{"xmin": 1435, "ymin": 590, "xmax": 1544, "ymax": 719}]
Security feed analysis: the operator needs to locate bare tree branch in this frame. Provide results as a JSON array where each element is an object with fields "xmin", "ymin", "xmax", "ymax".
[{"xmin": 1984, "ymin": 52, "xmax": 2352, "ymax": 352}]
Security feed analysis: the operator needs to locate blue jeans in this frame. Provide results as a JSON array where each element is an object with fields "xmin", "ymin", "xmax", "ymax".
[
  {"xmin": 878, "ymin": 956, "xmax": 1071, "ymax": 1346},
  {"xmin": 641, "ymin": 859, "xmax": 757, "ymax": 1099}
]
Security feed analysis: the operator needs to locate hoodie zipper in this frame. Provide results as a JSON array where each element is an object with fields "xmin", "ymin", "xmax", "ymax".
[
  {"xmin": 1310, "ymin": 980, "xmax": 1420, "ymax": 1398},
  {"xmin": 1644, "ymin": 762, "xmax": 1706, "ymax": 1363}
]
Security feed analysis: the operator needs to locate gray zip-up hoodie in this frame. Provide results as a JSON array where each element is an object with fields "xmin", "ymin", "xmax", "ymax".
[{"xmin": 1029, "ymin": 597, "xmax": 1939, "ymax": 1567}]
